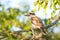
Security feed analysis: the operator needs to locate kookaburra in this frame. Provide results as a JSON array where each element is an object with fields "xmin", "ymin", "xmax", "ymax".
[{"xmin": 25, "ymin": 12, "xmax": 46, "ymax": 33}]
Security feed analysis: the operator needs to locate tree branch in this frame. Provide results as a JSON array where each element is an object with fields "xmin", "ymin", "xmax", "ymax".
[
  {"xmin": 0, "ymin": 32, "xmax": 8, "ymax": 39},
  {"xmin": 0, "ymin": 30, "xmax": 31, "ymax": 39},
  {"xmin": 45, "ymin": 16, "xmax": 60, "ymax": 29}
]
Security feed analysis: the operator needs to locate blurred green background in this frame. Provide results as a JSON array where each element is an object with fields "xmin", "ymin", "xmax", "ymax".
[{"xmin": 0, "ymin": 0, "xmax": 60, "ymax": 40}]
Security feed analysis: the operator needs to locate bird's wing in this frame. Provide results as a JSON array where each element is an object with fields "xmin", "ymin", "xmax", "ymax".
[
  {"xmin": 31, "ymin": 16, "xmax": 43, "ymax": 27},
  {"xmin": 31, "ymin": 16, "xmax": 46, "ymax": 33}
]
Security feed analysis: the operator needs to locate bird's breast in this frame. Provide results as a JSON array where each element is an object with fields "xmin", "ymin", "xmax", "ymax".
[
  {"xmin": 31, "ymin": 24, "xmax": 36, "ymax": 29},
  {"xmin": 32, "ymin": 21, "xmax": 37, "ymax": 24},
  {"xmin": 31, "ymin": 24, "xmax": 40, "ymax": 29}
]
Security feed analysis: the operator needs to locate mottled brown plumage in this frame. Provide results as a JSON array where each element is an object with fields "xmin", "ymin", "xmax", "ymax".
[{"xmin": 25, "ymin": 13, "xmax": 46, "ymax": 33}]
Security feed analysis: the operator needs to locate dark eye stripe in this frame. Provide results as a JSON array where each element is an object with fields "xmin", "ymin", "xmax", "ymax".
[{"xmin": 30, "ymin": 13, "xmax": 35, "ymax": 15}]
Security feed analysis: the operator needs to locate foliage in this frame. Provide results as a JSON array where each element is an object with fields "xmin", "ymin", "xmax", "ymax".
[{"xmin": 0, "ymin": 0, "xmax": 60, "ymax": 40}]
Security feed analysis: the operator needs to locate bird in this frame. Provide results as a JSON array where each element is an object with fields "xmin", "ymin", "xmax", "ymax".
[{"xmin": 25, "ymin": 12, "xmax": 46, "ymax": 34}]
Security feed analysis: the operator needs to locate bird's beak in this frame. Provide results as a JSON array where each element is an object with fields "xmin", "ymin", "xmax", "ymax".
[{"xmin": 25, "ymin": 14, "xmax": 30, "ymax": 16}]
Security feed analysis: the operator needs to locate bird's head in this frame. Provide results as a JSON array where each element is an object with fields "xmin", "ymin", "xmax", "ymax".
[{"xmin": 25, "ymin": 12, "xmax": 35, "ymax": 17}]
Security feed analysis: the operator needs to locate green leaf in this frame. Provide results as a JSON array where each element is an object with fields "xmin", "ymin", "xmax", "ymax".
[
  {"xmin": 34, "ymin": 2, "xmax": 38, "ymax": 6},
  {"xmin": 58, "ymin": 0, "xmax": 60, "ymax": 5},
  {"xmin": 23, "ymin": 25, "xmax": 30, "ymax": 30},
  {"xmin": 51, "ymin": 11, "xmax": 55, "ymax": 19},
  {"xmin": 38, "ymin": 4, "xmax": 40, "ymax": 10},
  {"xmin": 7, "ymin": 24, "xmax": 12, "ymax": 29}
]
